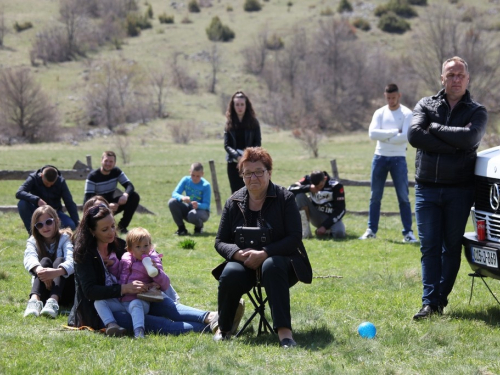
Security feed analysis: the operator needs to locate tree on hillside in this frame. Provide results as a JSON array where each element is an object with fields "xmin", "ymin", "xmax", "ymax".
[
  {"xmin": 0, "ymin": 9, "xmax": 9, "ymax": 48},
  {"xmin": 242, "ymin": 28, "xmax": 269, "ymax": 75},
  {"xmin": 84, "ymin": 59, "xmax": 151, "ymax": 130},
  {"xmin": 410, "ymin": 4, "xmax": 500, "ymax": 113},
  {"xmin": 149, "ymin": 68, "xmax": 169, "ymax": 118},
  {"xmin": 0, "ymin": 68, "xmax": 59, "ymax": 143},
  {"xmin": 206, "ymin": 16, "xmax": 235, "ymax": 42},
  {"xmin": 207, "ymin": 43, "xmax": 220, "ymax": 94}
]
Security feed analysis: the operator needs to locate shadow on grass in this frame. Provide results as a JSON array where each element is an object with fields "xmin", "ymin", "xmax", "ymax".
[
  {"xmin": 240, "ymin": 324, "xmax": 334, "ymax": 350},
  {"xmin": 450, "ymin": 306, "xmax": 500, "ymax": 326}
]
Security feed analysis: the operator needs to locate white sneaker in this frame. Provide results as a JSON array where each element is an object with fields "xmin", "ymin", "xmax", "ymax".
[
  {"xmin": 40, "ymin": 298, "xmax": 59, "ymax": 318},
  {"xmin": 359, "ymin": 228, "xmax": 376, "ymax": 240},
  {"xmin": 403, "ymin": 231, "xmax": 418, "ymax": 243},
  {"xmin": 23, "ymin": 300, "xmax": 43, "ymax": 318}
]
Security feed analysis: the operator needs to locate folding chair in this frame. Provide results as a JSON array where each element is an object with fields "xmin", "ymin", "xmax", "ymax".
[{"xmin": 235, "ymin": 268, "xmax": 274, "ymax": 337}]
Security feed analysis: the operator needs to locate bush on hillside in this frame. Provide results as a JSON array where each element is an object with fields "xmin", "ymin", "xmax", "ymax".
[
  {"xmin": 378, "ymin": 11, "xmax": 411, "ymax": 33},
  {"xmin": 158, "ymin": 13, "xmax": 174, "ymax": 24},
  {"xmin": 206, "ymin": 16, "xmax": 235, "ymax": 42},
  {"xmin": 188, "ymin": 0, "xmax": 201, "ymax": 13},
  {"xmin": 408, "ymin": 0, "xmax": 427, "ymax": 5},
  {"xmin": 14, "ymin": 21, "xmax": 33, "ymax": 33},
  {"xmin": 352, "ymin": 17, "xmax": 371, "ymax": 31},
  {"xmin": 126, "ymin": 13, "xmax": 152, "ymax": 37},
  {"xmin": 320, "ymin": 7, "xmax": 334, "ymax": 16},
  {"xmin": 181, "ymin": 16, "xmax": 193, "ymax": 24},
  {"xmin": 265, "ymin": 33, "xmax": 284, "ymax": 50},
  {"xmin": 226, "ymin": 5, "xmax": 233, "ymax": 11},
  {"xmin": 375, "ymin": 0, "xmax": 418, "ymax": 18},
  {"xmin": 244, "ymin": 0, "xmax": 262, "ymax": 12},
  {"xmin": 337, "ymin": 0, "xmax": 353, "ymax": 13}
]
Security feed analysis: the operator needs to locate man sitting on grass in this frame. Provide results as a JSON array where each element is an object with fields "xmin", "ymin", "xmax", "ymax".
[{"xmin": 168, "ymin": 162, "xmax": 211, "ymax": 235}]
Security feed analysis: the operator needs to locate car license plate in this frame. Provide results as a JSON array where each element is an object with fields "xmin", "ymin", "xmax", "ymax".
[{"xmin": 471, "ymin": 246, "xmax": 498, "ymax": 268}]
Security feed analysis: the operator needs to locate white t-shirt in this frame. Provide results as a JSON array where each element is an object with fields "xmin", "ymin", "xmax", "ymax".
[{"xmin": 368, "ymin": 104, "xmax": 413, "ymax": 157}]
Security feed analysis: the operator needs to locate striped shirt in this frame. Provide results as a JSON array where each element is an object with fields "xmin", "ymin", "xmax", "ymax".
[{"xmin": 83, "ymin": 167, "xmax": 133, "ymax": 203}]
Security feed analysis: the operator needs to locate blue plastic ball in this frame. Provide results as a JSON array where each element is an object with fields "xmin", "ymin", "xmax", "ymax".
[{"xmin": 358, "ymin": 322, "xmax": 377, "ymax": 339}]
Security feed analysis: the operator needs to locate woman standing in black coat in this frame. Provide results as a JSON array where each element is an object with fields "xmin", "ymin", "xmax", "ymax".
[
  {"xmin": 213, "ymin": 147, "xmax": 312, "ymax": 348},
  {"xmin": 224, "ymin": 91, "xmax": 262, "ymax": 193}
]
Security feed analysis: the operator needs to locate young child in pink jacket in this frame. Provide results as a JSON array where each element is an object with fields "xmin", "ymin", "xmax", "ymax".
[{"xmin": 94, "ymin": 227, "xmax": 170, "ymax": 338}]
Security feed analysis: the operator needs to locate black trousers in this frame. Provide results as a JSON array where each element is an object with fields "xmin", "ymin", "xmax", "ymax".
[
  {"xmin": 110, "ymin": 191, "xmax": 140, "ymax": 230},
  {"xmin": 217, "ymin": 256, "xmax": 298, "ymax": 332},
  {"xmin": 30, "ymin": 257, "xmax": 74, "ymax": 304},
  {"xmin": 227, "ymin": 163, "xmax": 245, "ymax": 194}
]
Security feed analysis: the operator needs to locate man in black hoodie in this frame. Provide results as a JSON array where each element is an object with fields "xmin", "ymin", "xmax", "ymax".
[
  {"xmin": 16, "ymin": 165, "xmax": 80, "ymax": 234},
  {"xmin": 288, "ymin": 170, "xmax": 346, "ymax": 239}
]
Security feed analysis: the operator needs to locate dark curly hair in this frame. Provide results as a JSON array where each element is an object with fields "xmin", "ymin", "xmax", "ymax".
[
  {"xmin": 225, "ymin": 90, "xmax": 259, "ymax": 131},
  {"xmin": 73, "ymin": 205, "xmax": 117, "ymax": 263}
]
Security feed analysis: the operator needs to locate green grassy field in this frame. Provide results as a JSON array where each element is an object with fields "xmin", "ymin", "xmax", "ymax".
[{"xmin": 1, "ymin": 129, "xmax": 500, "ymax": 374}]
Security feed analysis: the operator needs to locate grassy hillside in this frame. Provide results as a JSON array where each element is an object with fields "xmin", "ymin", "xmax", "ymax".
[{"xmin": 1, "ymin": 0, "xmax": 499, "ymax": 133}]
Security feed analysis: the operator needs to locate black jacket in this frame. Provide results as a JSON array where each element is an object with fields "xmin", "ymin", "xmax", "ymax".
[
  {"xmin": 16, "ymin": 165, "xmax": 80, "ymax": 225},
  {"xmin": 68, "ymin": 247, "xmax": 122, "ymax": 329},
  {"xmin": 288, "ymin": 171, "xmax": 346, "ymax": 229},
  {"xmin": 224, "ymin": 123, "xmax": 261, "ymax": 162},
  {"xmin": 408, "ymin": 89, "xmax": 487, "ymax": 185},
  {"xmin": 214, "ymin": 182, "xmax": 312, "ymax": 284}
]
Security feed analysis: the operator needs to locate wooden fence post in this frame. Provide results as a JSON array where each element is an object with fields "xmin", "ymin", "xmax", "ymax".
[
  {"xmin": 330, "ymin": 159, "xmax": 339, "ymax": 180},
  {"xmin": 209, "ymin": 160, "xmax": 222, "ymax": 215},
  {"xmin": 86, "ymin": 155, "xmax": 92, "ymax": 170}
]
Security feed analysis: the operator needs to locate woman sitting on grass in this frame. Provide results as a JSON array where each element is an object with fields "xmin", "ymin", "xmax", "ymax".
[
  {"xmin": 69, "ymin": 204, "xmax": 216, "ymax": 335},
  {"xmin": 23, "ymin": 205, "xmax": 74, "ymax": 318}
]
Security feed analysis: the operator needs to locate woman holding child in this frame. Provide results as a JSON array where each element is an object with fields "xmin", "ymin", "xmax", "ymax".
[{"xmin": 69, "ymin": 202, "xmax": 216, "ymax": 336}]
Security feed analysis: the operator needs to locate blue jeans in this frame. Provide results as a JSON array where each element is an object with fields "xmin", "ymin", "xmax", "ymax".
[
  {"xmin": 368, "ymin": 155, "xmax": 412, "ymax": 235},
  {"xmin": 113, "ymin": 296, "xmax": 209, "ymax": 335},
  {"xmin": 18, "ymin": 200, "xmax": 76, "ymax": 234},
  {"xmin": 415, "ymin": 184, "xmax": 474, "ymax": 307}
]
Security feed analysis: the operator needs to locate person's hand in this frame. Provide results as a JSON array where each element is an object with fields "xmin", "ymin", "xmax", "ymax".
[
  {"xmin": 118, "ymin": 194, "xmax": 128, "ymax": 206},
  {"xmin": 316, "ymin": 226, "xmax": 327, "ymax": 236},
  {"xmin": 309, "ymin": 184, "xmax": 320, "ymax": 194},
  {"xmin": 242, "ymin": 249, "xmax": 268, "ymax": 270},
  {"xmin": 43, "ymin": 280, "xmax": 52, "ymax": 290},
  {"xmin": 121, "ymin": 280, "xmax": 148, "ymax": 295},
  {"xmin": 37, "ymin": 267, "xmax": 64, "ymax": 282},
  {"xmin": 191, "ymin": 201, "xmax": 198, "ymax": 209},
  {"xmin": 109, "ymin": 203, "xmax": 119, "ymax": 213},
  {"xmin": 38, "ymin": 198, "xmax": 47, "ymax": 207},
  {"xmin": 181, "ymin": 196, "xmax": 191, "ymax": 204}
]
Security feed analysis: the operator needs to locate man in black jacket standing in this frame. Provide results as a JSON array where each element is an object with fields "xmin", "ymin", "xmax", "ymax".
[
  {"xmin": 288, "ymin": 171, "xmax": 346, "ymax": 239},
  {"xmin": 16, "ymin": 165, "xmax": 80, "ymax": 234},
  {"xmin": 408, "ymin": 56, "xmax": 488, "ymax": 320}
]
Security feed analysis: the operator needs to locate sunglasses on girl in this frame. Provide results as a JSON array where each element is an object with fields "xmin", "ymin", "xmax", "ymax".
[{"xmin": 35, "ymin": 218, "xmax": 55, "ymax": 230}]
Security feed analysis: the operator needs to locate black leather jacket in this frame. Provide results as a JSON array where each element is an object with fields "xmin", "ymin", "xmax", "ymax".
[
  {"xmin": 224, "ymin": 123, "xmax": 261, "ymax": 162},
  {"xmin": 408, "ymin": 89, "xmax": 487, "ymax": 185},
  {"xmin": 214, "ymin": 182, "xmax": 312, "ymax": 283}
]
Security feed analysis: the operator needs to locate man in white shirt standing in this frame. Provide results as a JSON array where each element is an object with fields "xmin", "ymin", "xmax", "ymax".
[{"xmin": 359, "ymin": 83, "xmax": 417, "ymax": 243}]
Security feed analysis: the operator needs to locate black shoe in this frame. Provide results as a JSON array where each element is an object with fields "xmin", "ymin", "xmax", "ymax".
[
  {"xmin": 194, "ymin": 226, "xmax": 203, "ymax": 234},
  {"xmin": 175, "ymin": 228, "xmax": 188, "ymax": 236},
  {"xmin": 119, "ymin": 227, "xmax": 128, "ymax": 235},
  {"xmin": 279, "ymin": 338, "xmax": 297, "ymax": 348},
  {"xmin": 413, "ymin": 304, "xmax": 443, "ymax": 320}
]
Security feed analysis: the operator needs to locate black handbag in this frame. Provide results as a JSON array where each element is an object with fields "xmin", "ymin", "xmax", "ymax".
[{"xmin": 234, "ymin": 226, "xmax": 272, "ymax": 250}]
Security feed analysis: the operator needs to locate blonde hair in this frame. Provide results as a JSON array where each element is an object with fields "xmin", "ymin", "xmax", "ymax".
[{"xmin": 126, "ymin": 227, "xmax": 152, "ymax": 251}]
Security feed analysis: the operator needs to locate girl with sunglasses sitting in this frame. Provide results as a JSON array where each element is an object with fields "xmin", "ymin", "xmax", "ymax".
[{"xmin": 23, "ymin": 205, "xmax": 74, "ymax": 318}]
